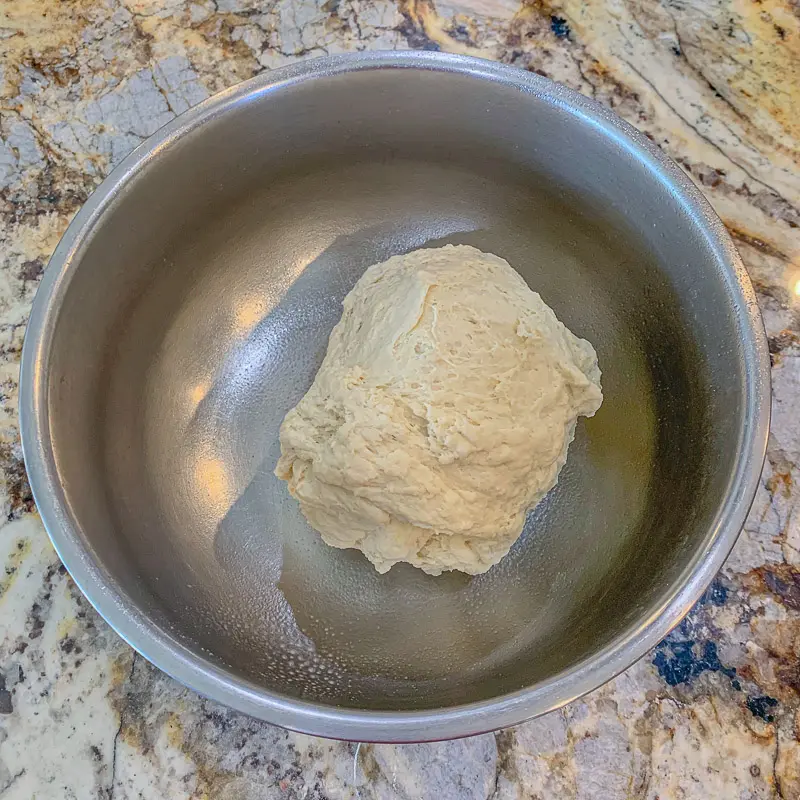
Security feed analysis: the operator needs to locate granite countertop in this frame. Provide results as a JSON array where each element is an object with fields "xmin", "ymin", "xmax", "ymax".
[{"xmin": 1, "ymin": 0, "xmax": 799, "ymax": 797}]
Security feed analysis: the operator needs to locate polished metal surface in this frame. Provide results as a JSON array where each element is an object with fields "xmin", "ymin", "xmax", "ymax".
[{"xmin": 20, "ymin": 52, "xmax": 770, "ymax": 742}]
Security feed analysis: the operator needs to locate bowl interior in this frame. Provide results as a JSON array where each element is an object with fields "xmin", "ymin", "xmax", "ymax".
[{"xmin": 44, "ymin": 63, "xmax": 748, "ymax": 713}]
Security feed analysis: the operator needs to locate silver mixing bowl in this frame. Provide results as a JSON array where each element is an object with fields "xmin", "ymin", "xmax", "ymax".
[{"xmin": 20, "ymin": 52, "xmax": 770, "ymax": 742}]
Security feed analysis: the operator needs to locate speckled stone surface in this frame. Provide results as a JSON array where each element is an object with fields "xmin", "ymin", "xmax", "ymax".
[{"xmin": 1, "ymin": 0, "xmax": 799, "ymax": 797}]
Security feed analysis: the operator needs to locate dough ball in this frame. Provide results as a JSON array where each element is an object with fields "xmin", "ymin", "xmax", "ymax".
[{"xmin": 275, "ymin": 244, "xmax": 602, "ymax": 575}]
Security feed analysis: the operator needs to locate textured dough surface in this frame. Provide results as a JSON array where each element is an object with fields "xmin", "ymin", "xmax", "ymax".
[{"xmin": 275, "ymin": 245, "xmax": 603, "ymax": 575}]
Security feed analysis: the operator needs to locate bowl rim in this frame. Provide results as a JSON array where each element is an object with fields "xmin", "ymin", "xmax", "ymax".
[{"xmin": 19, "ymin": 50, "xmax": 771, "ymax": 743}]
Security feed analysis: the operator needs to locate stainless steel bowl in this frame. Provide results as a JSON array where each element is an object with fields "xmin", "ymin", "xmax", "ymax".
[{"xmin": 20, "ymin": 52, "xmax": 770, "ymax": 742}]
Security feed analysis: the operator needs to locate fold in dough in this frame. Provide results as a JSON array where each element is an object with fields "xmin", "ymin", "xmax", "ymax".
[{"xmin": 275, "ymin": 244, "xmax": 603, "ymax": 575}]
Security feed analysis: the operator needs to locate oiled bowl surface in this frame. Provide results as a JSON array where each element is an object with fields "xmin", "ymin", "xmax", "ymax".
[{"xmin": 20, "ymin": 53, "xmax": 769, "ymax": 742}]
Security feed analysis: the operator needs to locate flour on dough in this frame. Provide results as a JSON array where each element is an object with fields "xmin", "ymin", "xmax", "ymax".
[{"xmin": 275, "ymin": 244, "xmax": 603, "ymax": 575}]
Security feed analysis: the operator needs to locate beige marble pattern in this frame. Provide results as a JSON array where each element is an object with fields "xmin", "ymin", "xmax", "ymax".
[{"xmin": 1, "ymin": 0, "xmax": 799, "ymax": 797}]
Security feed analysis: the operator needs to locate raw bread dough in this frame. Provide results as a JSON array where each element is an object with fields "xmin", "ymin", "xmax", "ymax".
[{"xmin": 275, "ymin": 245, "xmax": 602, "ymax": 575}]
